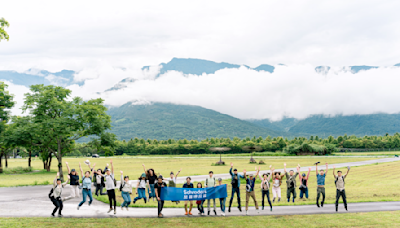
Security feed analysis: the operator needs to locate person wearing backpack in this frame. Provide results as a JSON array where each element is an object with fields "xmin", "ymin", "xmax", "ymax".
[
  {"xmin": 77, "ymin": 163, "xmax": 96, "ymax": 210},
  {"xmin": 205, "ymin": 171, "xmax": 217, "ymax": 215},
  {"xmin": 299, "ymin": 166, "xmax": 311, "ymax": 200},
  {"xmin": 228, "ymin": 163, "xmax": 245, "ymax": 212},
  {"xmin": 50, "ymin": 172, "xmax": 70, "ymax": 217},
  {"xmin": 94, "ymin": 165, "xmax": 108, "ymax": 197},
  {"xmin": 316, "ymin": 162, "xmax": 328, "ymax": 207},
  {"xmin": 244, "ymin": 167, "xmax": 260, "ymax": 215},
  {"xmin": 284, "ymin": 163, "xmax": 299, "ymax": 203},
  {"xmin": 63, "ymin": 162, "xmax": 80, "ymax": 201},
  {"xmin": 333, "ymin": 165, "xmax": 350, "ymax": 212},
  {"xmin": 217, "ymin": 178, "xmax": 226, "ymax": 216},
  {"xmin": 133, "ymin": 173, "xmax": 149, "ymax": 204},
  {"xmin": 271, "ymin": 168, "xmax": 284, "ymax": 203},
  {"xmin": 104, "ymin": 159, "xmax": 117, "ymax": 214},
  {"xmin": 120, "ymin": 170, "xmax": 133, "ymax": 210},
  {"xmin": 259, "ymin": 165, "xmax": 273, "ymax": 211}
]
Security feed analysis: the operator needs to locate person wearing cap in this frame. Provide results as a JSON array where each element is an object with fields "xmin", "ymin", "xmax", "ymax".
[
  {"xmin": 244, "ymin": 167, "xmax": 260, "ymax": 215},
  {"xmin": 63, "ymin": 162, "xmax": 80, "ymax": 201},
  {"xmin": 228, "ymin": 163, "xmax": 245, "ymax": 212},
  {"xmin": 120, "ymin": 170, "xmax": 133, "ymax": 210},
  {"xmin": 333, "ymin": 165, "xmax": 350, "ymax": 212},
  {"xmin": 271, "ymin": 167, "xmax": 284, "ymax": 203},
  {"xmin": 155, "ymin": 175, "xmax": 167, "ymax": 218},
  {"xmin": 283, "ymin": 163, "xmax": 299, "ymax": 203},
  {"xmin": 217, "ymin": 178, "xmax": 226, "ymax": 216},
  {"xmin": 94, "ymin": 165, "xmax": 108, "ymax": 197},
  {"xmin": 77, "ymin": 163, "xmax": 96, "ymax": 210},
  {"xmin": 259, "ymin": 165, "xmax": 273, "ymax": 211},
  {"xmin": 167, "ymin": 168, "xmax": 182, "ymax": 205},
  {"xmin": 183, "ymin": 177, "xmax": 194, "ymax": 215},
  {"xmin": 298, "ymin": 165, "xmax": 311, "ymax": 200},
  {"xmin": 51, "ymin": 172, "xmax": 70, "ymax": 217},
  {"xmin": 205, "ymin": 170, "xmax": 217, "ymax": 215},
  {"xmin": 316, "ymin": 162, "xmax": 329, "ymax": 207},
  {"xmin": 133, "ymin": 173, "xmax": 150, "ymax": 204},
  {"xmin": 104, "ymin": 159, "xmax": 117, "ymax": 214}
]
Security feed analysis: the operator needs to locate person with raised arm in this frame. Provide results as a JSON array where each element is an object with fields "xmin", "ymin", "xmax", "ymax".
[
  {"xmin": 316, "ymin": 162, "xmax": 328, "ymax": 207},
  {"xmin": 284, "ymin": 163, "xmax": 299, "ymax": 203},
  {"xmin": 271, "ymin": 166, "xmax": 285, "ymax": 203},
  {"xmin": 155, "ymin": 175, "xmax": 167, "ymax": 218},
  {"xmin": 244, "ymin": 167, "xmax": 260, "ymax": 215},
  {"xmin": 51, "ymin": 172, "xmax": 70, "ymax": 217},
  {"xmin": 228, "ymin": 162, "xmax": 245, "ymax": 212},
  {"xmin": 167, "ymin": 168, "xmax": 182, "ymax": 205},
  {"xmin": 104, "ymin": 159, "xmax": 117, "ymax": 214},
  {"xmin": 333, "ymin": 165, "xmax": 350, "ymax": 212},
  {"xmin": 120, "ymin": 170, "xmax": 133, "ymax": 210},
  {"xmin": 133, "ymin": 172, "xmax": 149, "ymax": 204},
  {"xmin": 94, "ymin": 164, "xmax": 108, "ymax": 197},
  {"xmin": 143, "ymin": 164, "xmax": 156, "ymax": 201},
  {"xmin": 298, "ymin": 165, "xmax": 311, "ymax": 200},
  {"xmin": 63, "ymin": 161, "xmax": 80, "ymax": 201},
  {"xmin": 259, "ymin": 165, "xmax": 273, "ymax": 211},
  {"xmin": 77, "ymin": 163, "xmax": 96, "ymax": 210}
]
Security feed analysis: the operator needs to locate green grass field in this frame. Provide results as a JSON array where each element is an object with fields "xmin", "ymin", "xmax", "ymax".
[
  {"xmin": 333, "ymin": 151, "xmax": 400, "ymax": 156},
  {"xmin": 0, "ymin": 156, "xmax": 376, "ymax": 187},
  {"xmin": 1, "ymin": 211, "xmax": 400, "ymax": 227},
  {"xmin": 94, "ymin": 160, "xmax": 400, "ymax": 208}
]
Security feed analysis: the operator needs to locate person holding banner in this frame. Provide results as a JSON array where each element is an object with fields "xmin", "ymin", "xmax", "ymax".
[
  {"xmin": 196, "ymin": 182, "xmax": 205, "ymax": 215},
  {"xmin": 205, "ymin": 171, "xmax": 217, "ymax": 215},
  {"xmin": 229, "ymin": 163, "xmax": 245, "ymax": 212},
  {"xmin": 168, "ymin": 169, "xmax": 181, "ymax": 205},
  {"xmin": 244, "ymin": 167, "xmax": 260, "ymax": 215},
  {"xmin": 217, "ymin": 178, "xmax": 226, "ymax": 216},
  {"xmin": 259, "ymin": 166, "xmax": 273, "ymax": 211},
  {"xmin": 155, "ymin": 175, "xmax": 167, "ymax": 218},
  {"xmin": 183, "ymin": 177, "xmax": 194, "ymax": 215}
]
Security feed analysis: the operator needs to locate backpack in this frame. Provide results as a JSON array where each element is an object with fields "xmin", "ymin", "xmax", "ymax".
[
  {"xmin": 206, "ymin": 177, "xmax": 215, "ymax": 187},
  {"xmin": 111, "ymin": 175, "xmax": 117, "ymax": 187},
  {"xmin": 335, "ymin": 176, "xmax": 345, "ymax": 187},
  {"xmin": 119, "ymin": 181, "xmax": 125, "ymax": 191},
  {"xmin": 48, "ymin": 188, "xmax": 54, "ymax": 200}
]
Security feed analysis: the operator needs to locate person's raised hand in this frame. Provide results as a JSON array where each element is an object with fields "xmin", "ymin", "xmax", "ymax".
[
  {"xmin": 269, "ymin": 165, "xmax": 272, "ymax": 169},
  {"xmin": 93, "ymin": 163, "xmax": 96, "ymax": 167},
  {"xmin": 107, "ymin": 163, "xmax": 109, "ymax": 167},
  {"xmin": 284, "ymin": 163, "xmax": 286, "ymax": 167},
  {"xmin": 333, "ymin": 165, "xmax": 336, "ymax": 169},
  {"xmin": 308, "ymin": 167, "xmax": 312, "ymax": 171},
  {"xmin": 230, "ymin": 162, "xmax": 233, "ymax": 167},
  {"xmin": 120, "ymin": 171, "xmax": 123, "ymax": 174},
  {"xmin": 79, "ymin": 162, "xmax": 81, "ymax": 167},
  {"xmin": 243, "ymin": 169, "xmax": 246, "ymax": 173},
  {"xmin": 255, "ymin": 166, "xmax": 257, "ymax": 171},
  {"xmin": 326, "ymin": 163, "xmax": 328, "ymax": 165},
  {"xmin": 179, "ymin": 168, "xmax": 182, "ymax": 172},
  {"xmin": 57, "ymin": 172, "xmax": 60, "ymax": 177},
  {"xmin": 142, "ymin": 164, "xmax": 145, "ymax": 167},
  {"xmin": 67, "ymin": 175, "xmax": 70, "ymax": 179},
  {"xmin": 110, "ymin": 159, "xmax": 113, "ymax": 164},
  {"xmin": 65, "ymin": 162, "xmax": 68, "ymax": 165}
]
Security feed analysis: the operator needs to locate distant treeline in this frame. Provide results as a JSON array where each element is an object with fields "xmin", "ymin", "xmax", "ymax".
[{"xmin": 72, "ymin": 133, "xmax": 400, "ymax": 156}]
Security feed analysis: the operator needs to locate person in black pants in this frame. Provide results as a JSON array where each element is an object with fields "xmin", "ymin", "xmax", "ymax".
[
  {"xmin": 155, "ymin": 175, "xmax": 167, "ymax": 218},
  {"xmin": 259, "ymin": 166, "xmax": 273, "ymax": 211},
  {"xmin": 51, "ymin": 172, "xmax": 69, "ymax": 217},
  {"xmin": 228, "ymin": 163, "xmax": 245, "ymax": 212},
  {"xmin": 333, "ymin": 165, "xmax": 350, "ymax": 211},
  {"xmin": 94, "ymin": 166, "xmax": 108, "ymax": 196}
]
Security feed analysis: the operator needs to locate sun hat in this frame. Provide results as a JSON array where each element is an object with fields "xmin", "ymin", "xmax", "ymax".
[
  {"xmin": 141, "ymin": 173, "xmax": 146, "ymax": 178},
  {"xmin": 84, "ymin": 160, "xmax": 90, "ymax": 166}
]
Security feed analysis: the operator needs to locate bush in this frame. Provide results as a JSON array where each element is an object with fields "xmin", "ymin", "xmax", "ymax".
[{"xmin": 3, "ymin": 167, "xmax": 33, "ymax": 174}]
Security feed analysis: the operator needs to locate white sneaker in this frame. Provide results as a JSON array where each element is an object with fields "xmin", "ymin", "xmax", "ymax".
[
  {"xmin": 246, "ymin": 210, "xmax": 248, "ymax": 215},
  {"xmin": 257, "ymin": 209, "xmax": 259, "ymax": 214},
  {"xmin": 221, "ymin": 212, "xmax": 225, "ymax": 216}
]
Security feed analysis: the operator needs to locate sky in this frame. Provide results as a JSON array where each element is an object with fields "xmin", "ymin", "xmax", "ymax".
[{"xmin": 1, "ymin": 0, "xmax": 400, "ymax": 120}]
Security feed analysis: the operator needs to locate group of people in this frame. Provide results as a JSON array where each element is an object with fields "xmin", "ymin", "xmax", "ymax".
[{"xmin": 49, "ymin": 160, "xmax": 350, "ymax": 218}]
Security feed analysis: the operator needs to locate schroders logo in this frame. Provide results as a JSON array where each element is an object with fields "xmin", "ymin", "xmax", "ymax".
[{"xmin": 183, "ymin": 189, "xmax": 207, "ymax": 195}]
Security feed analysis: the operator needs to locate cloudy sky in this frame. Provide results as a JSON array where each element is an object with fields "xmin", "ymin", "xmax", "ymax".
[{"xmin": 1, "ymin": 0, "xmax": 400, "ymax": 120}]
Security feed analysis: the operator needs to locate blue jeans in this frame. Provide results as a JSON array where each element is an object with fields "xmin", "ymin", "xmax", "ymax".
[
  {"xmin": 148, "ymin": 184, "xmax": 156, "ymax": 198},
  {"xmin": 121, "ymin": 191, "xmax": 131, "ymax": 207},
  {"xmin": 219, "ymin": 198, "xmax": 226, "ymax": 212},
  {"xmin": 230, "ymin": 187, "xmax": 240, "ymax": 200},
  {"xmin": 134, "ymin": 188, "xmax": 147, "ymax": 201},
  {"xmin": 78, "ymin": 189, "xmax": 93, "ymax": 206},
  {"xmin": 300, "ymin": 187, "xmax": 308, "ymax": 199}
]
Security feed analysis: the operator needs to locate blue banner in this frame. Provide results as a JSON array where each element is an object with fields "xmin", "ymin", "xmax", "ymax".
[{"xmin": 160, "ymin": 184, "xmax": 227, "ymax": 201}]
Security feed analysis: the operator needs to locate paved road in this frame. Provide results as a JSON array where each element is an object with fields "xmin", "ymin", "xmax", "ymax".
[{"xmin": 0, "ymin": 157, "xmax": 399, "ymax": 218}]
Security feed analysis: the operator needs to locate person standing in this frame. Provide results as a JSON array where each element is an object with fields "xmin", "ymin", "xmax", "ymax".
[
  {"xmin": 133, "ymin": 173, "xmax": 149, "ymax": 204},
  {"xmin": 63, "ymin": 162, "xmax": 80, "ymax": 201},
  {"xmin": 271, "ymin": 168, "xmax": 284, "ymax": 203},
  {"xmin": 217, "ymin": 178, "xmax": 226, "ymax": 216},
  {"xmin": 77, "ymin": 163, "xmax": 96, "ymax": 210},
  {"xmin": 51, "ymin": 172, "xmax": 70, "ymax": 217},
  {"xmin": 333, "ymin": 165, "xmax": 350, "ymax": 212},
  {"xmin": 259, "ymin": 165, "xmax": 273, "ymax": 211},
  {"xmin": 104, "ymin": 159, "xmax": 117, "ymax": 214},
  {"xmin": 284, "ymin": 163, "xmax": 299, "ymax": 203},
  {"xmin": 120, "ymin": 171, "xmax": 133, "ymax": 210},
  {"xmin": 143, "ymin": 164, "xmax": 156, "ymax": 201},
  {"xmin": 155, "ymin": 175, "xmax": 167, "ymax": 218},
  {"xmin": 316, "ymin": 163, "xmax": 328, "ymax": 207},
  {"xmin": 167, "ymin": 168, "xmax": 181, "ymax": 205},
  {"xmin": 228, "ymin": 163, "xmax": 245, "ymax": 212},
  {"xmin": 244, "ymin": 167, "xmax": 260, "ymax": 215},
  {"xmin": 299, "ymin": 166, "xmax": 311, "ymax": 200},
  {"xmin": 196, "ymin": 182, "xmax": 205, "ymax": 215},
  {"xmin": 205, "ymin": 171, "xmax": 217, "ymax": 215},
  {"xmin": 183, "ymin": 177, "xmax": 194, "ymax": 215}
]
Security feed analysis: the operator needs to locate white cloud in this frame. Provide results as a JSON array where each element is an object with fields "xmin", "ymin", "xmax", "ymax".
[{"xmin": 1, "ymin": 81, "xmax": 30, "ymax": 116}]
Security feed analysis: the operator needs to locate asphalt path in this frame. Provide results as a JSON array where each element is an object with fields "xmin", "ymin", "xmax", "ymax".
[{"xmin": 0, "ymin": 157, "xmax": 399, "ymax": 218}]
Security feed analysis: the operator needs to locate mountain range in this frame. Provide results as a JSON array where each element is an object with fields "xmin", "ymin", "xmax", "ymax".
[{"xmin": 2, "ymin": 58, "xmax": 400, "ymax": 140}]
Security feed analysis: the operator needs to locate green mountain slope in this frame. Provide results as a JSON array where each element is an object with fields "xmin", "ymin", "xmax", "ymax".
[{"xmin": 107, "ymin": 102, "xmax": 280, "ymax": 140}]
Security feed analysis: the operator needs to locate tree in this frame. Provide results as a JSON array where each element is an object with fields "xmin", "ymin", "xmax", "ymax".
[
  {"xmin": 0, "ymin": 82, "xmax": 15, "ymax": 134},
  {"xmin": 23, "ymin": 85, "xmax": 112, "ymax": 180},
  {"xmin": 0, "ymin": 18, "xmax": 10, "ymax": 41}
]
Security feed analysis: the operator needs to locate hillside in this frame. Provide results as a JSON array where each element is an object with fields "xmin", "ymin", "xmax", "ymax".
[
  {"xmin": 248, "ymin": 114, "xmax": 400, "ymax": 137},
  {"xmin": 106, "ymin": 102, "xmax": 280, "ymax": 140}
]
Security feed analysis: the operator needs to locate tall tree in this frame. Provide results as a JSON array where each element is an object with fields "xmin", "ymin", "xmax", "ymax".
[
  {"xmin": 0, "ymin": 82, "xmax": 15, "ymax": 134},
  {"xmin": 0, "ymin": 18, "xmax": 10, "ymax": 41},
  {"xmin": 23, "ymin": 85, "xmax": 112, "ymax": 180}
]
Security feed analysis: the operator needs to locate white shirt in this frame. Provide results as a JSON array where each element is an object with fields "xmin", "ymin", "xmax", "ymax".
[
  {"xmin": 138, "ymin": 179, "xmax": 147, "ymax": 189},
  {"xmin": 104, "ymin": 174, "xmax": 115, "ymax": 190}
]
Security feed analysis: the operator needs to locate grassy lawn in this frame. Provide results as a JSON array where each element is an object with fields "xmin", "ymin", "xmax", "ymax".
[
  {"xmin": 0, "ymin": 156, "xmax": 376, "ymax": 187},
  {"xmin": 93, "ymin": 160, "xmax": 400, "ymax": 209},
  {"xmin": 1, "ymin": 211, "xmax": 400, "ymax": 227}
]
